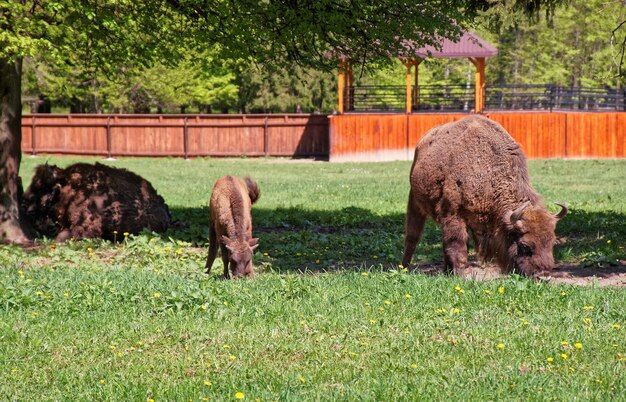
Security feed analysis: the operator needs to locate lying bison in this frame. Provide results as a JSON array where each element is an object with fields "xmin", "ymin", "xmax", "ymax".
[
  {"xmin": 206, "ymin": 176, "xmax": 260, "ymax": 279},
  {"xmin": 22, "ymin": 162, "xmax": 171, "ymax": 241},
  {"xmin": 402, "ymin": 116, "xmax": 567, "ymax": 277}
]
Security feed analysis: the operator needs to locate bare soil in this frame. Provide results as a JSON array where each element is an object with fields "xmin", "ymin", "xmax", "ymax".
[{"xmin": 414, "ymin": 260, "xmax": 626, "ymax": 287}]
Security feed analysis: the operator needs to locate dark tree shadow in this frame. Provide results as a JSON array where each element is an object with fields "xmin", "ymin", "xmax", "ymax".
[{"xmin": 166, "ymin": 205, "xmax": 626, "ymax": 281}]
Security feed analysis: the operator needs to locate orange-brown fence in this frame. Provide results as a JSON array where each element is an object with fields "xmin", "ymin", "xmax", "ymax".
[
  {"xmin": 21, "ymin": 114, "xmax": 329, "ymax": 158},
  {"xmin": 329, "ymin": 111, "xmax": 626, "ymax": 161},
  {"xmin": 21, "ymin": 112, "xmax": 626, "ymax": 161}
]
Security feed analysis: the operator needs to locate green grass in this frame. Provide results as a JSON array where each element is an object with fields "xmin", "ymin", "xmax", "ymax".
[{"xmin": 1, "ymin": 155, "xmax": 625, "ymax": 400}]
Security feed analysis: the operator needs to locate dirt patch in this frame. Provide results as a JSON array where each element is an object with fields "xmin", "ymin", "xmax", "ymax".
[{"xmin": 413, "ymin": 260, "xmax": 626, "ymax": 287}]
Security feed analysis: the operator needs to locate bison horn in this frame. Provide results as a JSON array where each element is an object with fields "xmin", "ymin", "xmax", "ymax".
[
  {"xmin": 510, "ymin": 201, "xmax": 531, "ymax": 223},
  {"xmin": 554, "ymin": 202, "xmax": 568, "ymax": 220}
]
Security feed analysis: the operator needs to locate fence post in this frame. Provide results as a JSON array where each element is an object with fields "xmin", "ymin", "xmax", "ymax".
[
  {"xmin": 106, "ymin": 116, "xmax": 112, "ymax": 159},
  {"xmin": 183, "ymin": 117, "xmax": 189, "ymax": 160},
  {"xmin": 31, "ymin": 115, "xmax": 37, "ymax": 156},
  {"xmin": 263, "ymin": 116, "xmax": 269, "ymax": 156}
]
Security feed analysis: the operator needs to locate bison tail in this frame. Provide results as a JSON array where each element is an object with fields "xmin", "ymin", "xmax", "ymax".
[{"xmin": 244, "ymin": 176, "xmax": 261, "ymax": 204}]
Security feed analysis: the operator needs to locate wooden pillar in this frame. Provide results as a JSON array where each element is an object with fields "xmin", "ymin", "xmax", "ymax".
[
  {"xmin": 405, "ymin": 60, "xmax": 413, "ymax": 114},
  {"xmin": 338, "ymin": 61, "xmax": 346, "ymax": 114},
  {"xmin": 348, "ymin": 63, "xmax": 354, "ymax": 112},
  {"xmin": 414, "ymin": 59, "xmax": 422, "ymax": 110},
  {"xmin": 470, "ymin": 57, "xmax": 486, "ymax": 113}
]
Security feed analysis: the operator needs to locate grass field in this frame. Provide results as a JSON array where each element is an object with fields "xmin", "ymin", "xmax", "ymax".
[{"xmin": 1, "ymin": 155, "xmax": 625, "ymax": 400}]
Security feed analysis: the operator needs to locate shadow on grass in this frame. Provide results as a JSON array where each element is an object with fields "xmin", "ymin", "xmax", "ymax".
[{"xmin": 167, "ymin": 205, "xmax": 626, "ymax": 278}]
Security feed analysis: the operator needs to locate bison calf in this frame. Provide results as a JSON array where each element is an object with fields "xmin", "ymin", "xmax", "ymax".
[
  {"xmin": 402, "ymin": 116, "xmax": 567, "ymax": 277},
  {"xmin": 206, "ymin": 176, "xmax": 260, "ymax": 279},
  {"xmin": 22, "ymin": 162, "xmax": 171, "ymax": 241}
]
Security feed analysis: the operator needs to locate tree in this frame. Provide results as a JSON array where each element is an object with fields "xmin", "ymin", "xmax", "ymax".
[{"xmin": 1, "ymin": 0, "xmax": 565, "ymax": 244}]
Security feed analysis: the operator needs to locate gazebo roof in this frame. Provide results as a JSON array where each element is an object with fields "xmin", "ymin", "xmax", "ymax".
[{"xmin": 414, "ymin": 31, "xmax": 498, "ymax": 59}]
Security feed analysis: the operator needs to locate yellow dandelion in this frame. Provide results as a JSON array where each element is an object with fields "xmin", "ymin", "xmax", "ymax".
[
  {"xmin": 453, "ymin": 308, "xmax": 460, "ymax": 314},
  {"xmin": 201, "ymin": 305, "xmax": 207, "ymax": 310},
  {"xmin": 405, "ymin": 293, "xmax": 412, "ymax": 298},
  {"xmin": 361, "ymin": 272, "xmax": 368, "ymax": 276},
  {"xmin": 153, "ymin": 292, "xmax": 161, "ymax": 298},
  {"xmin": 607, "ymin": 239, "xmax": 612, "ymax": 244},
  {"xmin": 497, "ymin": 343, "xmax": 504, "ymax": 349},
  {"xmin": 583, "ymin": 305, "xmax": 594, "ymax": 310},
  {"xmin": 204, "ymin": 380, "xmax": 212, "ymax": 386},
  {"xmin": 561, "ymin": 291, "xmax": 566, "ymax": 296},
  {"xmin": 63, "ymin": 293, "xmax": 69, "ymax": 298},
  {"xmin": 498, "ymin": 287, "xmax": 505, "ymax": 293},
  {"xmin": 561, "ymin": 341, "xmax": 569, "ymax": 346},
  {"xmin": 229, "ymin": 355, "xmax": 237, "ymax": 360},
  {"xmin": 148, "ymin": 399, "xmax": 154, "ymax": 402},
  {"xmin": 369, "ymin": 319, "xmax": 375, "ymax": 324},
  {"xmin": 100, "ymin": 379, "xmax": 105, "ymax": 384},
  {"xmin": 613, "ymin": 324, "xmax": 621, "ymax": 329},
  {"xmin": 561, "ymin": 353, "xmax": 568, "ymax": 359},
  {"xmin": 574, "ymin": 343, "xmax": 582, "ymax": 349},
  {"xmin": 384, "ymin": 300, "xmax": 392, "ymax": 305},
  {"xmin": 547, "ymin": 357, "xmax": 554, "ymax": 362},
  {"xmin": 584, "ymin": 317, "xmax": 592, "ymax": 324},
  {"xmin": 484, "ymin": 290, "xmax": 491, "ymax": 294},
  {"xmin": 373, "ymin": 255, "xmax": 378, "ymax": 259},
  {"xmin": 235, "ymin": 392, "xmax": 245, "ymax": 399},
  {"xmin": 378, "ymin": 307, "xmax": 385, "ymax": 312},
  {"xmin": 87, "ymin": 247, "xmax": 92, "ymax": 252},
  {"xmin": 223, "ymin": 345, "xmax": 231, "ymax": 349},
  {"xmin": 411, "ymin": 363, "xmax": 418, "ymax": 369},
  {"xmin": 123, "ymin": 232, "xmax": 129, "ymax": 237},
  {"xmin": 117, "ymin": 352, "xmax": 123, "ymax": 357},
  {"xmin": 263, "ymin": 252, "xmax": 268, "ymax": 256},
  {"xmin": 36, "ymin": 291, "xmax": 43, "ymax": 296},
  {"xmin": 175, "ymin": 249, "xmax": 182, "ymax": 255},
  {"xmin": 110, "ymin": 345, "xmax": 117, "ymax": 350},
  {"xmin": 299, "ymin": 376, "xmax": 306, "ymax": 383}
]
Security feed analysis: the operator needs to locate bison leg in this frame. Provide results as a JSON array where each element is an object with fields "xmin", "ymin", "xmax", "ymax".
[
  {"xmin": 441, "ymin": 216, "xmax": 468, "ymax": 275},
  {"xmin": 220, "ymin": 244, "xmax": 231, "ymax": 279},
  {"xmin": 205, "ymin": 225, "xmax": 218, "ymax": 274},
  {"xmin": 402, "ymin": 192, "xmax": 427, "ymax": 268}
]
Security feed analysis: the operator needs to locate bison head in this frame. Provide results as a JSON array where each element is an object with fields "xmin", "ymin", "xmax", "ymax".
[
  {"xmin": 505, "ymin": 201, "xmax": 567, "ymax": 276},
  {"xmin": 222, "ymin": 236, "xmax": 259, "ymax": 278},
  {"xmin": 21, "ymin": 164, "xmax": 65, "ymax": 237}
]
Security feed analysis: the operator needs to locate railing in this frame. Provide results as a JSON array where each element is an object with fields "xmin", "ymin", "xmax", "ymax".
[
  {"xmin": 342, "ymin": 84, "xmax": 626, "ymax": 112},
  {"xmin": 413, "ymin": 84, "xmax": 475, "ymax": 112},
  {"xmin": 485, "ymin": 85, "xmax": 626, "ymax": 111},
  {"xmin": 344, "ymin": 85, "xmax": 407, "ymax": 112}
]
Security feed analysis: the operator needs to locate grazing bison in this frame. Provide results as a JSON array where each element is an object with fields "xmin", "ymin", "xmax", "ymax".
[
  {"xmin": 22, "ymin": 162, "xmax": 171, "ymax": 241},
  {"xmin": 402, "ymin": 116, "xmax": 567, "ymax": 277},
  {"xmin": 205, "ymin": 176, "xmax": 260, "ymax": 279}
]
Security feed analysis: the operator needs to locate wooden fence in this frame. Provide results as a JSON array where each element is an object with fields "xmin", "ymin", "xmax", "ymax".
[
  {"xmin": 20, "ymin": 112, "xmax": 626, "ymax": 161},
  {"xmin": 21, "ymin": 114, "xmax": 329, "ymax": 158},
  {"xmin": 329, "ymin": 111, "xmax": 626, "ymax": 161}
]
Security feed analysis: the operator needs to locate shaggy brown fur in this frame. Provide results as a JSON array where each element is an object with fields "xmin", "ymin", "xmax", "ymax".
[
  {"xmin": 22, "ymin": 162, "xmax": 171, "ymax": 241},
  {"xmin": 402, "ymin": 115, "xmax": 567, "ymax": 277},
  {"xmin": 205, "ymin": 176, "xmax": 260, "ymax": 279}
]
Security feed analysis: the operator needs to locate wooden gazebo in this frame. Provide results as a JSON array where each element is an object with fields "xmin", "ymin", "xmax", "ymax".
[{"xmin": 337, "ymin": 31, "xmax": 498, "ymax": 113}]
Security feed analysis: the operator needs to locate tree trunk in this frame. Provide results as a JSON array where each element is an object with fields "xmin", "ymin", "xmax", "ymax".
[{"xmin": 0, "ymin": 57, "xmax": 32, "ymax": 244}]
